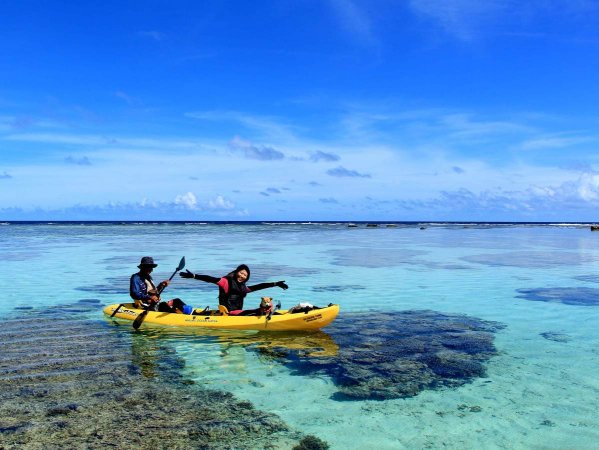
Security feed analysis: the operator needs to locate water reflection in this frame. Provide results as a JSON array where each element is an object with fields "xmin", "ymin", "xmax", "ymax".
[{"xmin": 122, "ymin": 323, "xmax": 340, "ymax": 359}]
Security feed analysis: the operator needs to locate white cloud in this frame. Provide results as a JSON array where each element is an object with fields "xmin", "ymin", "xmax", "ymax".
[
  {"xmin": 207, "ymin": 195, "xmax": 235, "ymax": 210},
  {"xmin": 575, "ymin": 172, "xmax": 599, "ymax": 201},
  {"xmin": 327, "ymin": 0, "xmax": 378, "ymax": 47},
  {"xmin": 228, "ymin": 136, "xmax": 285, "ymax": 160},
  {"xmin": 409, "ymin": 0, "xmax": 507, "ymax": 41},
  {"xmin": 327, "ymin": 165, "xmax": 371, "ymax": 178},
  {"xmin": 115, "ymin": 91, "xmax": 139, "ymax": 106},
  {"xmin": 174, "ymin": 192, "xmax": 198, "ymax": 209},
  {"xmin": 186, "ymin": 110, "xmax": 299, "ymax": 142},
  {"xmin": 520, "ymin": 135, "xmax": 594, "ymax": 151},
  {"xmin": 409, "ymin": 0, "xmax": 599, "ymax": 42},
  {"xmin": 2, "ymin": 104, "xmax": 599, "ymax": 221},
  {"xmin": 65, "ymin": 155, "xmax": 92, "ymax": 166}
]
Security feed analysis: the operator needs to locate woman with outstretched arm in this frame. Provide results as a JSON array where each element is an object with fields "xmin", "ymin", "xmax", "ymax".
[{"xmin": 180, "ymin": 264, "xmax": 288, "ymax": 313}]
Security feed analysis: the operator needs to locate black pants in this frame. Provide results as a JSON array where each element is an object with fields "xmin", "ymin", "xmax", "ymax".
[{"xmin": 157, "ymin": 298, "xmax": 185, "ymax": 313}]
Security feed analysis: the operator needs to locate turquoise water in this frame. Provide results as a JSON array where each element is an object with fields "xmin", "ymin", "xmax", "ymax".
[{"xmin": 1, "ymin": 222, "xmax": 599, "ymax": 448}]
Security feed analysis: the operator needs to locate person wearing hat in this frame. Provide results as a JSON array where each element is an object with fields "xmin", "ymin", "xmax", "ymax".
[
  {"xmin": 179, "ymin": 264, "xmax": 288, "ymax": 314},
  {"xmin": 130, "ymin": 256, "xmax": 189, "ymax": 313}
]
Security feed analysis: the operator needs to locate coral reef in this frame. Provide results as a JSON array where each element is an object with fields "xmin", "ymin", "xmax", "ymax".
[
  {"xmin": 0, "ymin": 302, "xmax": 324, "ymax": 449},
  {"xmin": 247, "ymin": 310, "xmax": 505, "ymax": 400}
]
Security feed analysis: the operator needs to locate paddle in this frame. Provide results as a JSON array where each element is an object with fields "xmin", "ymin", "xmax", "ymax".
[
  {"xmin": 110, "ymin": 304, "xmax": 123, "ymax": 318},
  {"xmin": 132, "ymin": 256, "xmax": 186, "ymax": 330}
]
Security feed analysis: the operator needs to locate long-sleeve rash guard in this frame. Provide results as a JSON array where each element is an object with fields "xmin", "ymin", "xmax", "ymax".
[{"xmin": 193, "ymin": 274, "xmax": 276, "ymax": 311}]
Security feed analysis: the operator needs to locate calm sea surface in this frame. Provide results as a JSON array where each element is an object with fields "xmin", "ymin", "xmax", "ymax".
[{"xmin": 1, "ymin": 222, "xmax": 599, "ymax": 449}]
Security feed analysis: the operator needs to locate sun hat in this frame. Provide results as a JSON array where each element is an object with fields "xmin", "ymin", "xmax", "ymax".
[{"xmin": 138, "ymin": 256, "xmax": 158, "ymax": 268}]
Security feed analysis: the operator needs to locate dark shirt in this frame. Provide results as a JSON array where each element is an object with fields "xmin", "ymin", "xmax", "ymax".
[
  {"xmin": 130, "ymin": 272, "xmax": 156, "ymax": 303},
  {"xmin": 193, "ymin": 274, "xmax": 275, "ymax": 311}
]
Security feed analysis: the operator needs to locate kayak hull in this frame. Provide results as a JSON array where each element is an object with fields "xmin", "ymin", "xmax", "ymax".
[{"xmin": 103, "ymin": 303, "xmax": 339, "ymax": 331}]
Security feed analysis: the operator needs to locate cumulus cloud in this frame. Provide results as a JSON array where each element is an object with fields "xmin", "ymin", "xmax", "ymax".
[
  {"xmin": 574, "ymin": 172, "xmax": 599, "ymax": 202},
  {"xmin": 229, "ymin": 136, "xmax": 285, "ymax": 160},
  {"xmin": 310, "ymin": 150, "xmax": 341, "ymax": 162},
  {"xmin": 174, "ymin": 192, "xmax": 198, "ymax": 209},
  {"xmin": 326, "ymin": 165, "xmax": 371, "ymax": 178},
  {"xmin": 65, "ymin": 156, "xmax": 92, "ymax": 166},
  {"xmin": 208, "ymin": 195, "xmax": 235, "ymax": 210},
  {"xmin": 453, "ymin": 166, "xmax": 465, "ymax": 174},
  {"xmin": 388, "ymin": 170, "xmax": 599, "ymax": 219},
  {"xmin": 0, "ymin": 171, "xmax": 12, "ymax": 179},
  {"xmin": 0, "ymin": 192, "xmax": 245, "ymax": 220},
  {"xmin": 265, "ymin": 187, "xmax": 281, "ymax": 194}
]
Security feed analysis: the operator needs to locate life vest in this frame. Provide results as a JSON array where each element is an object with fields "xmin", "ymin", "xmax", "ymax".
[
  {"xmin": 219, "ymin": 275, "xmax": 248, "ymax": 311},
  {"xmin": 144, "ymin": 277, "xmax": 156, "ymax": 294}
]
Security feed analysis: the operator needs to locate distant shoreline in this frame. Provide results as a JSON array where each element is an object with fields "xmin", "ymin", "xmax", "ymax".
[{"xmin": 1, "ymin": 220, "xmax": 597, "ymax": 226}]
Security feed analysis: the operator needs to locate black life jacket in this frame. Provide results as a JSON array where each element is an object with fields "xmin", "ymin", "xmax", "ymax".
[{"xmin": 219, "ymin": 275, "xmax": 247, "ymax": 311}]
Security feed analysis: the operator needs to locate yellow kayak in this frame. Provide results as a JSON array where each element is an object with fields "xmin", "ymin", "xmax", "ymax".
[{"xmin": 103, "ymin": 303, "xmax": 340, "ymax": 331}]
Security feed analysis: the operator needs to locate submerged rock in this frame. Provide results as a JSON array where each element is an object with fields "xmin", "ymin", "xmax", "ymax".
[
  {"xmin": 516, "ymin": 287, "xmax": 599, "ymax": 306},
  {"xmin": 540, "ymin": 331, "xmax": 571, "ymax": 343},
  {"xmin": 0, "ymin": 303, "xmax": 325, "ymax": 449},
  {"xmin": 246, "ymin": 310, "xmax": 505, "ymax": 400}
]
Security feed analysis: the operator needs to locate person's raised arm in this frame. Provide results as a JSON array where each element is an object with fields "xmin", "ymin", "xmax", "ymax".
[
  {"xmin": 180, "ymin": 270, "xmax": 220, "ymax": 284},
  {"xmin": 248, "ymin": 281, "xmax": 288, "ymax": 292}
]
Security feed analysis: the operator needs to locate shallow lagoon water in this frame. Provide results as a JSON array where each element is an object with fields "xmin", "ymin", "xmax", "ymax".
[{"xmin": 1, "ymin": 222, "xmax": 599, "ymax": 448}]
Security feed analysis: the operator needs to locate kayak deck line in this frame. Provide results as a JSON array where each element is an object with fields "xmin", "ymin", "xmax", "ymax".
[{"xmin": 103, "ymin": 303, "xmax": 339, "ymax": 331}]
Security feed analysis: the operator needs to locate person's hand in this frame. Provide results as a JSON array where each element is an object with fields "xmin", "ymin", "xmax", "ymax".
[
  {"xmin": 158, "ymin": 280, "xmax": 169, "ymax": 289},
  {"xmin": 180, "ymin": 269, "xmax": 195, "ymax": 279},
  {"xmin": 275, "ymin": 281, "xmax": 288, "ymax": 290}
]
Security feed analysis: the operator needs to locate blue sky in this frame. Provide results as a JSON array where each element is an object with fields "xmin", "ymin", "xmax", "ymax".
[{"xmin": 2, "ymin": 0, "xmax": 599, "ymax": 221}]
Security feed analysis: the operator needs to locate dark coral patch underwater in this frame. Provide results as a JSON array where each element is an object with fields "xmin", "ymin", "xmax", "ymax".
[
  {"xmin": 573, "ymin": 275, "xmax": 599, "ymax": 284},
  {"xmin": 516, "ymin": 287, "xmax": 599, "ymax": 306},
  {"xmin": 245, "ymin": 310, "xmax": 505, "ymax": 400},
  {"xmin": 540, "ymin": 331, "xmax": 571, "ymax": 343},
  {"xmin": 463, "ymin": 251, "xmax": 596, "ymax": 268},
  {"xmin": 0, "ymin": 302, "xmax": 325, "ymax": 449}
]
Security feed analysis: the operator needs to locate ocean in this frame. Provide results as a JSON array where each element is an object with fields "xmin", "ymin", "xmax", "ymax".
[{"xmin": 1, "ymin": 221, "xmax": 598, "ymax": 449}]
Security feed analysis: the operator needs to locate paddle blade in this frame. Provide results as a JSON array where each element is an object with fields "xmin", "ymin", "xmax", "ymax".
[
  {"xmin": 132, "ymin": 310, "xmax": 149, "ymax": 330},
  {"xmin": 177, "ymin": 256, "xmax": 186, "ymax": 271}
]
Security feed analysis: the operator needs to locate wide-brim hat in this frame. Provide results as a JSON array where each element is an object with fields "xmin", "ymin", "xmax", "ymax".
[{"xmin": 138, "ymin": 256, "xmax": 158, "ymax": 268}]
